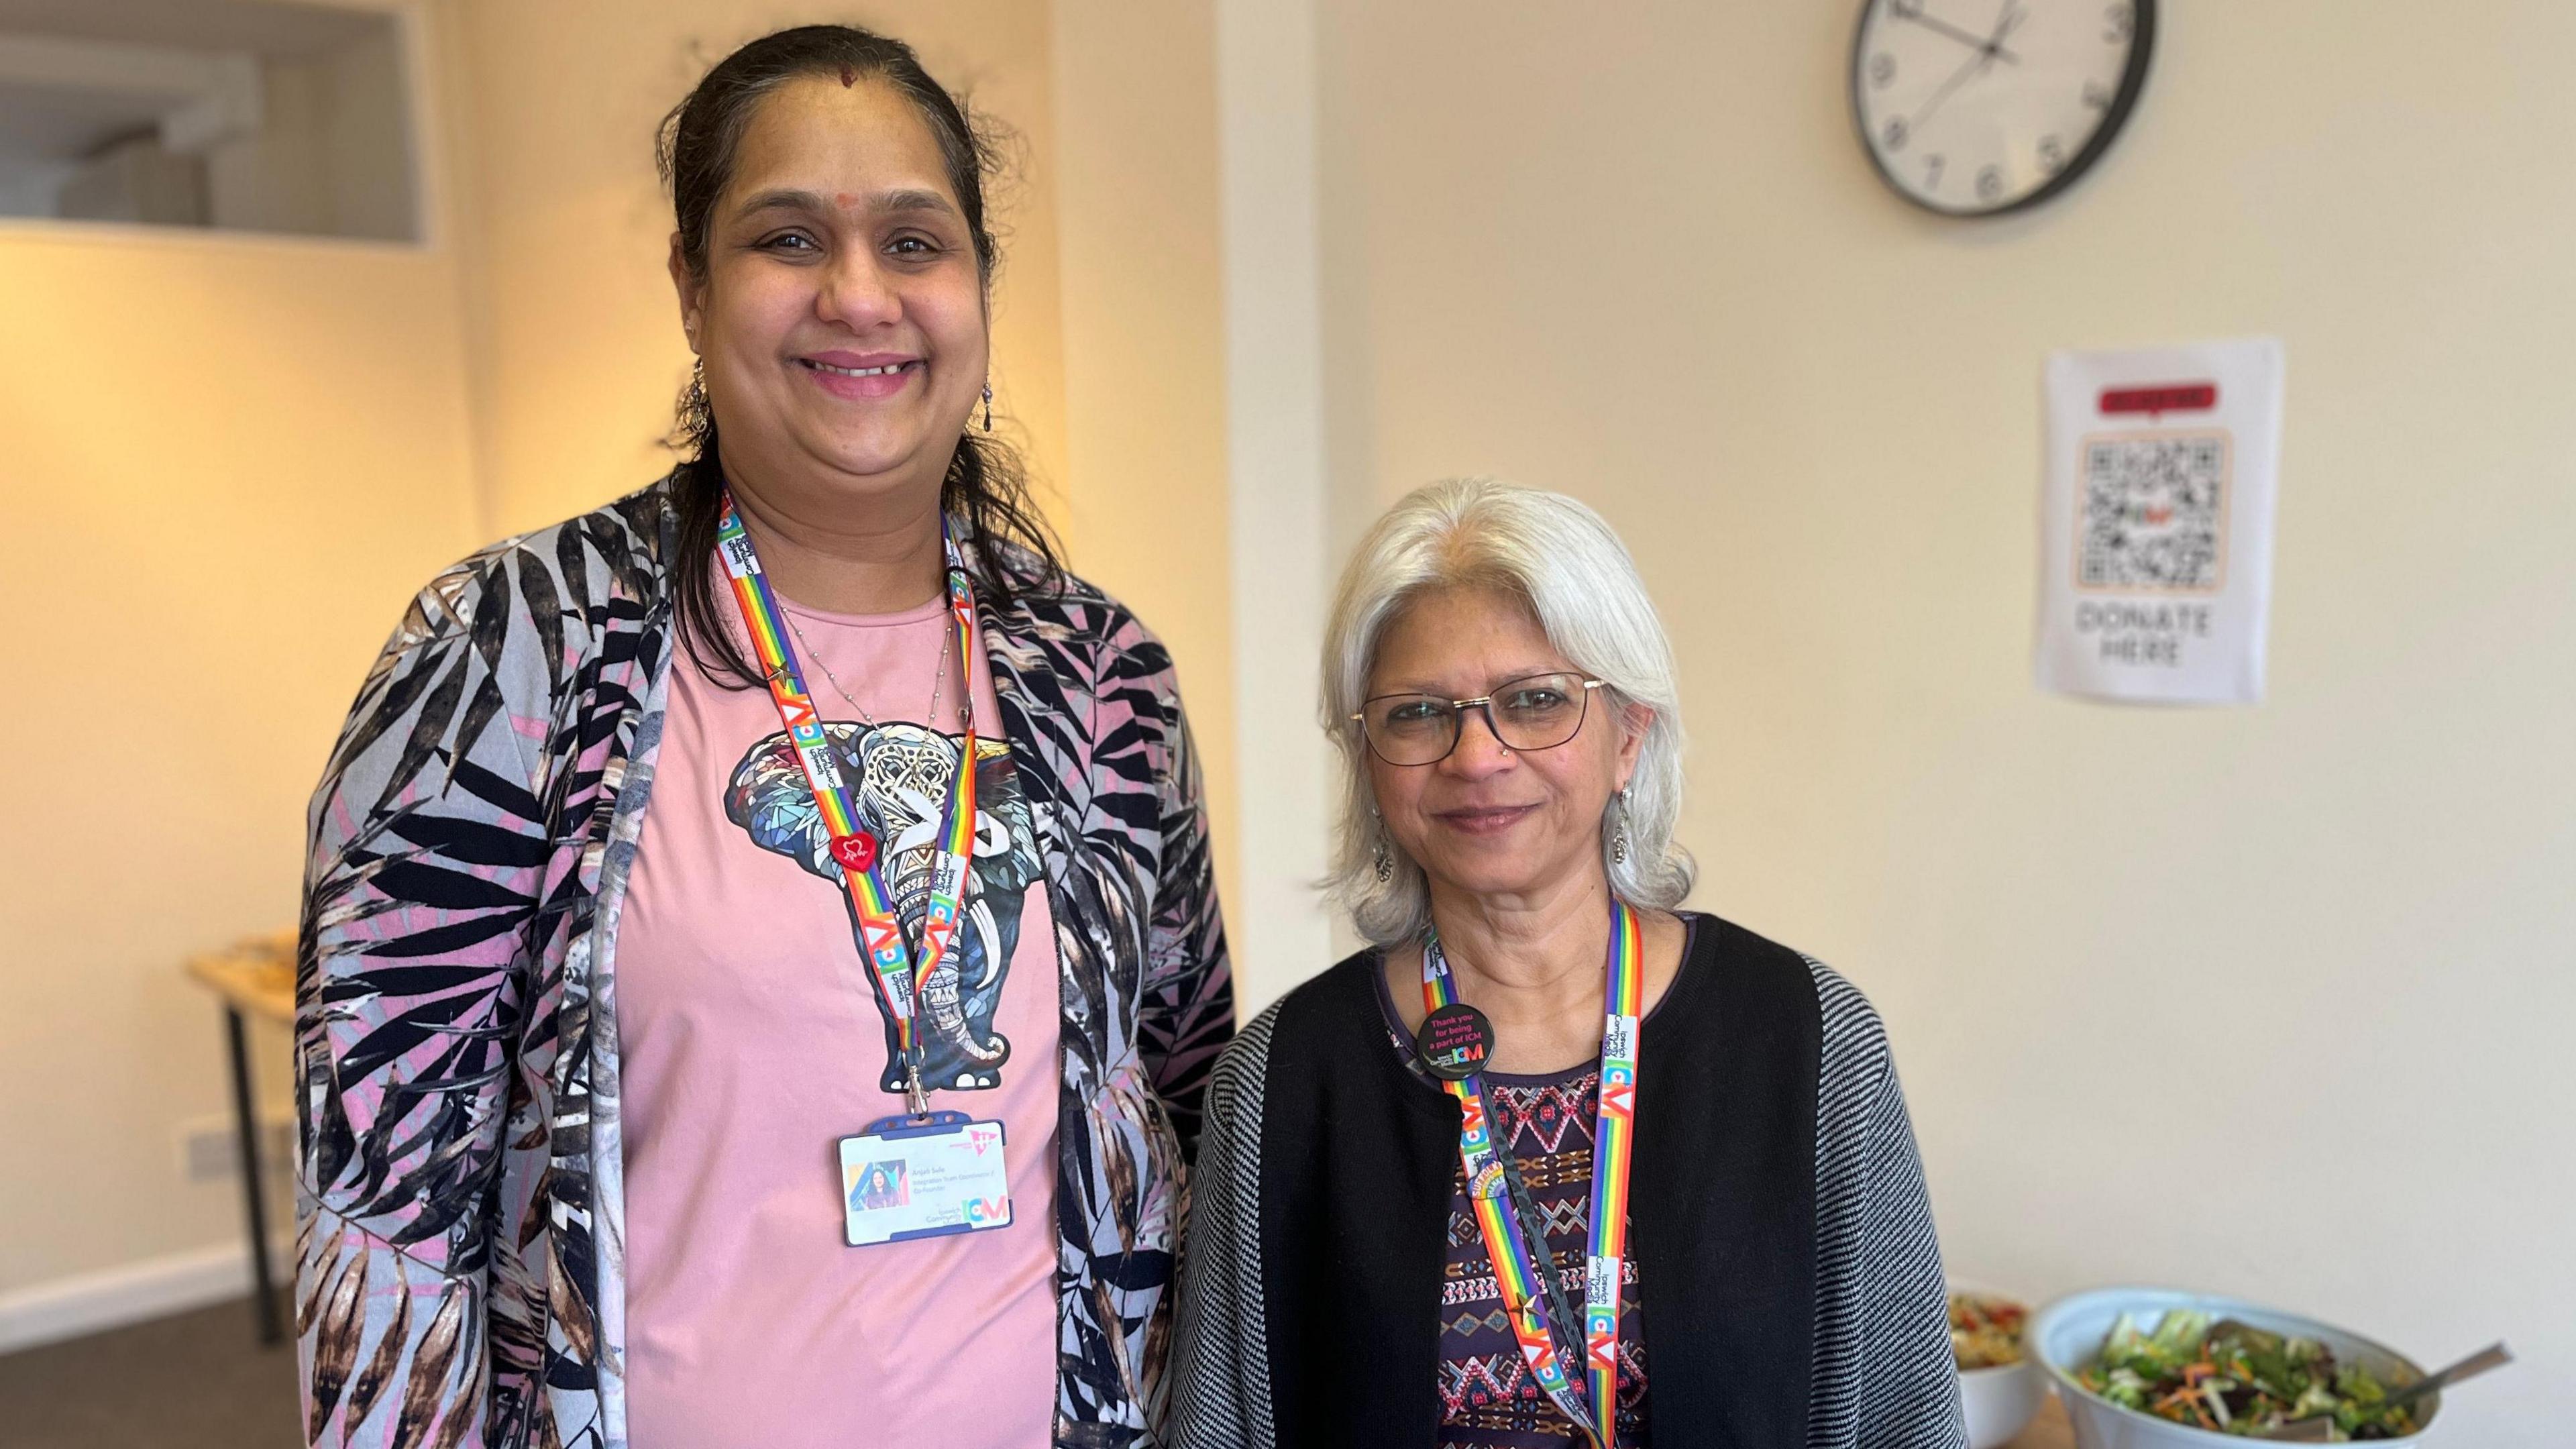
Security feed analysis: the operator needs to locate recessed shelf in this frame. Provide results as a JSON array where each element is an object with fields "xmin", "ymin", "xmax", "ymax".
[{"xmin": 0, "ymin": 0, "xmax": 419, "ymax": 241}]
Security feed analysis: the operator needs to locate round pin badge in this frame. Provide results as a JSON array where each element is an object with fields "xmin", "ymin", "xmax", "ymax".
[
  {"xmin": 828, "ymin": 831, "xmax": 879, "ymax": 873},
  {"xmin": 1415, "ymin": 1002, "xmax": 1495, "ymax": 1081}
]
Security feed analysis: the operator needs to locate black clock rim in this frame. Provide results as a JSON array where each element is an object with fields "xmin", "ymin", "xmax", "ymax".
[{"xmin": 1847, "ymin": 0, "xmax": 2158, "ymax": 219}]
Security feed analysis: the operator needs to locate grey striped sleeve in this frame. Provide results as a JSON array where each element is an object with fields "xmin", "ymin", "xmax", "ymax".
[
  {"xmin": 1805, "ymin": 958, "xmax": 1969, "ymax": 1449},
  {"xmin": 1165, "ymin": 999, "xmax": 1283, "ymax": 1449}
]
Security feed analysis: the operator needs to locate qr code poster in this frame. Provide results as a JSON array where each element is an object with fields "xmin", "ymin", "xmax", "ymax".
[
  {"xmin": 2037, "ymin": 339, "xmax": 2283, "ymax": 704},
  {"xmin": 2078, "ymin": 432, "xmax": 2229, "ymax": 594}
]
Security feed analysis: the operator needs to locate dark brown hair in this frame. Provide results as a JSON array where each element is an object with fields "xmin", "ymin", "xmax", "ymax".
[{"xmin": 656, "ymin": 23, "xmax": 1061, "ymax": 686}]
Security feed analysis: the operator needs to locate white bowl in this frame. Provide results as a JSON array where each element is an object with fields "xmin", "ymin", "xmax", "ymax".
[
  {"xmin": 1960, "ymin": 1356, "xmax": 2047, "ymax": 1449},
  {"xmin": 1950, "ymin": 1282, "xmax": 2047, "ymax": 1449},
  {"xmin": 2028, "ymin": 1286, "xmax": 2436, "ymax": 1448}
]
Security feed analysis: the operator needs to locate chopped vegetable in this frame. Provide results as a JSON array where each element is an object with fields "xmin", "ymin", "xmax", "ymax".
[
  {"xmin": 1949, "ymin": 1291, "xmax": 2028, "ymax": 1371},
  {"xmin": 2074, "ymin": 1311, "xmax": 2422, "ymax": 1440}
]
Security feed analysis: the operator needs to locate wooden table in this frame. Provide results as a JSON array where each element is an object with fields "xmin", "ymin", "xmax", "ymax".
[
  {"xmin": 2008, "ymin": 1393, "xmax": 2076, "ymax": 1449},
  {"xmin": 183, "ymin": 930, "xmax": 297, "ymax": 1345}
]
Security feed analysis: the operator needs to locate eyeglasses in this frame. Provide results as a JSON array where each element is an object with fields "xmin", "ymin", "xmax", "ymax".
[{"xmin": 1352, "ymin": 672, "xmax": 1607, "ymax": 767}]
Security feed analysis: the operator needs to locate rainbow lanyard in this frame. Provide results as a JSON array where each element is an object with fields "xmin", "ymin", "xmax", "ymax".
[
  {"xmin": 1422, "ymin": 900, "xmax": 1644, "ymax": 1448},
  {"xmin": 715, "ymin": 492, "xmax": 979, "ymax": 1115}
]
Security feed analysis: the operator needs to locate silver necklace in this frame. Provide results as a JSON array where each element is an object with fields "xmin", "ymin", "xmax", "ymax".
[{"xmin": 784, "ymin": 604, "xmax": 967, "ymax": 733}]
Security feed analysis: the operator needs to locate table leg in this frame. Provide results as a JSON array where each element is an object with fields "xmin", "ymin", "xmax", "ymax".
[{"xmin": 225, "ymin": 1004, "xmax": 282, "ymax": 1345}]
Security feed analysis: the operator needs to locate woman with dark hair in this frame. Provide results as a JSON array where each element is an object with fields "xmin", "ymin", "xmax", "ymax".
[{"xmin": 294, "ymin": 25, "xmax": 1230, "ymax": 1449}]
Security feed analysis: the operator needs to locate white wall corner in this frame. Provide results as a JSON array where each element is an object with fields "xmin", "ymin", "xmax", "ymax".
[{"xmin": 1216, "ymin": 0, "xmax": 1336, "ymax": 1011}]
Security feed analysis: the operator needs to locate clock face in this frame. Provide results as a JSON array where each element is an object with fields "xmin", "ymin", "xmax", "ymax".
[{"xmin": 1851, "ymin": 0, "xmax": 2153, "ymax": 217}]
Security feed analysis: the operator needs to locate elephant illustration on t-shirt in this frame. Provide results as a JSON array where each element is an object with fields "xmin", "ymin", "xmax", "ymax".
[{"xmin": 725, "ymin": 719, "xmax": 1042, "ymax": 1092}]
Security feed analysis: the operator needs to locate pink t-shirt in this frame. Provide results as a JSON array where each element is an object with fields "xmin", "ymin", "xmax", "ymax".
[{"xmin": 618, "ymin": 586, "xmax": 1062, "ymax": 1449}]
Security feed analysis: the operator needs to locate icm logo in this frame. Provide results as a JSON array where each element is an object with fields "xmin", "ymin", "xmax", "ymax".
[{"xmin": 965, "ymin": 1195, "xmax": 1009, "ymax": 1225}]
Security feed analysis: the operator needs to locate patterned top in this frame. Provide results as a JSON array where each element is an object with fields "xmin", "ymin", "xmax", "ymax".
[
  {"xmin": 1169, "ymin": 935, "xmax": 1970, "ymax": 1449},
  {"xmin": 292, "ymin": 474, "xmax": 1232, "ymax": 1449},
  {"xmin": 1373, "ymin": 969, "xmax": 1651, "ymax": 1448},
  {"xmin": 616, "ymin": 594, "xmax": 1065, "ymax": 1446}
]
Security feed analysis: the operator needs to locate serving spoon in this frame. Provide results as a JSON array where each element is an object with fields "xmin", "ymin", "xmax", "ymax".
[
  {"xmin": 2261, "ymin": 1340, "xmax": 2514, "ymax": 1441},
  {"xmin": 2384, "ymin": 1340, "xmax": 2512, "ymax": 1407}
]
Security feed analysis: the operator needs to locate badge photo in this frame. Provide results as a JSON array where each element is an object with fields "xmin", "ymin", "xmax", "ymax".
[{"xmin": 837, "ymin": 1112, "xmax": 1014, "ymax": 1248}]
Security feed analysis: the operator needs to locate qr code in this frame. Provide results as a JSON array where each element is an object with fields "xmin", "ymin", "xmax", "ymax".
[{"xmin": 2077, "ymin": 431, "xmax": 2230, "ymax": 592}]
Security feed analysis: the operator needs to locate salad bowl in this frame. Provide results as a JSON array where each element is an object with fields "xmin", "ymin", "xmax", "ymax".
[{"xmin": 2029, "ymin": 1287, "xmax": 2436, "ymax": 1447}]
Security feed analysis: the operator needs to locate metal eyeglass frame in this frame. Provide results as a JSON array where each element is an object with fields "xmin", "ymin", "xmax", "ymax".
[{"xmin": 1350, "ymin": 674, "xmax": 1607, "ymax": 766}]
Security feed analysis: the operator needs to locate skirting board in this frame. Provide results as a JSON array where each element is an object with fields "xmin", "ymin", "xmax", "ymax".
[{"xmin": 0, "ymin": 1237, "xmax": 290, "ymax": 1355}]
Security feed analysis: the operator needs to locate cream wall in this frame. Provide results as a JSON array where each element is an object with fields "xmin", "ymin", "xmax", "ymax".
[
  {"xmin": 1049, "ymin": 0, "xmax": 1241, "ymax": 951},
  {"xmin": 1213, "ymin": 0, "xmax": 1335, "ymax": 1004},
  {"xmin": 1311, "ymin": 1, "xmax": 2572, "ymax": 1438},
  {"xmin": 0, "ymin": 47, "xmax": 481, "ymax": 1303}
]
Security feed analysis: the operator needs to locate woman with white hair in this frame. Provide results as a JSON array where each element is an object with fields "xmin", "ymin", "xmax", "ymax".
[{"xmin": 1169, "ymin": 479, "xmax": 1963, "ymax": 1448}]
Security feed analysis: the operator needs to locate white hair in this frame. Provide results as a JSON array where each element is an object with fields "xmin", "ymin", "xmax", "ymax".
[{"xmin": 1322, "ymin": 477, "xmax": 1694, "ymax": 945}]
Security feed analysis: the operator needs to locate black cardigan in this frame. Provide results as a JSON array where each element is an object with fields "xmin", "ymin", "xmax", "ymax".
[{"xmin": 1167, "ymin": 914, "xmax": 1966, "ymax": 1449}]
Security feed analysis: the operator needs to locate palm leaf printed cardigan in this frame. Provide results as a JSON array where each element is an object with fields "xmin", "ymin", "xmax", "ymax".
[{"xmin": 294, "ymin": 475, "xmax": 1234, "ymax": 1449}]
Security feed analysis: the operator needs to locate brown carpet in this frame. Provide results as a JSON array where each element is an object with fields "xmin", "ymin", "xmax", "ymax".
[{"xmin": 0, "ymin": 1294, "xmax": 296, "ymax": 1448}]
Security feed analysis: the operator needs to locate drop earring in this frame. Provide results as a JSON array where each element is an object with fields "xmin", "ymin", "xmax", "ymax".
[
  {"xmin": 981, "ymin": 382, "xmax": 994, "ymax": 432},
  {"xmin": 1371, "ymin": 805, "xmax": 1394, "ymax": 883},
  {"xmin": 1611, "ymin": 787, "xmax": 1631, "ymax": 866}
]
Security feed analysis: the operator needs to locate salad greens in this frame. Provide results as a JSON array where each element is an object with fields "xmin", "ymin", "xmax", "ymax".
[{"xmin": 2077, "ymin": 1309, "xmax": 2422, "ymax": 1440}]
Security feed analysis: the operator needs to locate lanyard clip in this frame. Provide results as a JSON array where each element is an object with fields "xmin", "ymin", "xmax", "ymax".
[{"xmin": 904, "ymin": 1064, "xmax": 931, "ymax": 1120}]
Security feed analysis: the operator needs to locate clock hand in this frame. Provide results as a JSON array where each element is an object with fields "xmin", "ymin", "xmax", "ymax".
[
  {"xmin": 1911, "ymin": 0, "xmax": 2023, "ymax": 128},
  {"xmin": 1888, "ymin": 0, "xmax": 2021, "ymax": 64},
  {"xmin": 1988, "ymin": 0, "xmax": 2027, "ymax": 54},
  {"xmin": 1909, "ymin": 46, "xmax": 1990, "ymax": 128}
]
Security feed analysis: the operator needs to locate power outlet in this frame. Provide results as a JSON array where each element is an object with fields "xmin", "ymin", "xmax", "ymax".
[{"xmin": 180, "ymin": 1114, "xmax": 295, "ymax": 1182}]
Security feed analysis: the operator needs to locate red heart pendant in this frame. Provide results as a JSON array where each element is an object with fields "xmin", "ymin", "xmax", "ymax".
[{"xmin": 828, "ymin": 831, "xmax": 878, "ymax": 873}]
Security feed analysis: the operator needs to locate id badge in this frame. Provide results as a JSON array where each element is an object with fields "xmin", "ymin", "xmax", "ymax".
[{"xmin": 837, "ymin": 1110, "xmax": 1013, "ymax": 1247}]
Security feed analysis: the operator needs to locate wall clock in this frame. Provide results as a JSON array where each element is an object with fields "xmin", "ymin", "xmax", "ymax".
[{"xmin": 1851, "ymin": 0, "xmax": 2154, "ymax": 217}]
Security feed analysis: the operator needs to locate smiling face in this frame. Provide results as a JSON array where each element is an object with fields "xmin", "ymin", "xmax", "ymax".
[
  {"xmin": 672, "ymin": 74, "xmax": 988, "ymax": 511},
  {"xmin": 1364, "ymin": 584, "xmax": 1647, "ymax": 909}
]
